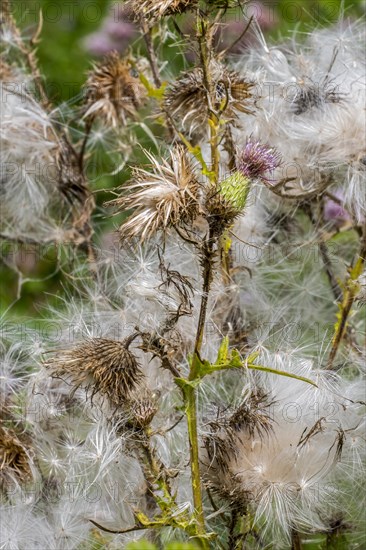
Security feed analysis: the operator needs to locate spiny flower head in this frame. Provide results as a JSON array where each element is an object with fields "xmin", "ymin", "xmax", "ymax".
[
  {"xmin": 44, "ymin": 337, "xmax": 143, "ymax": 409},
  {"xmin": 219, "ymin": 172, "xmax": 251, "ymax": 212},
  {"xmin": 127, "ymin": 387, "xmax": 158, "ymax": 428},
  {"xmin": 237, "ymin": 140, "xmax": 282, "ymax": 184},
  {"xmin": 84, "ymin": 51, "xmax": 144, "ymax": 127},
  {"xmin": 109, "ymin": 145, "xmax": 200, "ymax": 242},
  {"xmin": 205, "ymin": 172, "xmax": 250, "ymax": 235},
  {"xmin": 164, "ymin": 61, "xmax": 253, "ymax": 139},
  {"xmin": 0, "ymin": 425, "xmax": 33, "ymax": 486},
  {"xmin": 131, "ymin": 0, "xmax": 196, "ymax": 20}
]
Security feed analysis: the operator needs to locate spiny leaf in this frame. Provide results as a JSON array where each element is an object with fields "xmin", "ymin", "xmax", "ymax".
[{"xmin": 139, "ymin": 73, "xmax": 167, "ymax": 100}]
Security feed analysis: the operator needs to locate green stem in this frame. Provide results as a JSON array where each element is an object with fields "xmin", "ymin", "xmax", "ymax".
[
  {"xmin": 327, "ymin": 223, "xmax": 366, "ymax": 369},
  {"xmin": 182, "ymin": 233, "xmax": 216, "ymax": 548},
  {"xmin": 184, "ymin": 384, "xmax": 209, "ymax": 549},
  {"xmin": 193, "ymin": 232, "xmax": 215, "ymax": 357},
  {"xmin": 139, "ymin": 432, "xmax": 175, "ymax": 511},
  {"xmin": 197, "ymin": 15, "xmax": 220, "ymax": 185}
]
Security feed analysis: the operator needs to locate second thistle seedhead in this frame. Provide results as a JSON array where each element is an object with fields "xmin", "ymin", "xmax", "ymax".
[
  {"xmin": 109, "ymin": 145, "xmax": 201, "ymax": 242},
  {"xmin": 84, "ymin": 51, "xmax": 145, "ymax": 127},
  {"xmin": 45, "ymin": 337, "xmax": 143, "ymax": 409},
  {"xmin": 0, "ymin": 425, "xmax": 33, "ymax": 487}
]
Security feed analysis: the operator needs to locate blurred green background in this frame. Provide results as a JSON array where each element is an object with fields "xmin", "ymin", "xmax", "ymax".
[{"xmin": 1, "ymin": 0, "xmax": 365, "ymax": 320}]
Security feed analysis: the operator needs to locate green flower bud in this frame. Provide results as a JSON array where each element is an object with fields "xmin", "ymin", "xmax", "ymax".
[{"xmin": 219, "ymin": 172, "xmax": 250, "ymax": 212}]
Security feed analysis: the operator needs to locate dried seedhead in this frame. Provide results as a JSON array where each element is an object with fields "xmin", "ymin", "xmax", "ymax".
[
  {"xmin": 130, "ymin": 0, "xmax": 196, "ymax": 20},
  {"xmin": 127, "ymin": 387, "xmax": 159, "ymax": 429},
  {"xmin": 204, "ymin": 390, "xmax": 272, "ymax": 473},
  {"xmin": 56, "ymin": 138, "xmax": 90, "ymax": 205},
  {"xmin": 0, "ymin": 425, "xmax": 33, "ymax": 486},
  {"xmin": 108, "ymin": 145, "xmax": 201, "ymax": 242},
  {"xmin": 44, "ymin": 337, "xmax": 143, "ymax": 409},
  {"xmin": 228, "ymin": 390, "xmax": 272, "ymax": 437},
  {"xmin": 292, "ymin": 82, "xmax": 344, "ymax": 115},
  {"xmin": 84, "ymin": 51, "xmax": 145, "ymax": 127},
  {"xmin": 164, "ymin": 61, "xmax": 253, "ymax": 139}
]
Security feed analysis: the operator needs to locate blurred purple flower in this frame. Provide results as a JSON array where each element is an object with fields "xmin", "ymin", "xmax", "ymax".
[
  {"xmin": 237, "ymin": 140, "xmax": 282, "ymax": 184},
  {"xmin": 82, "ymin": 4, "xmax": 137, "ymax": 56},
  {"xmin": 324, "ymin": 191, "xmax": 351, "ymax": 227}
]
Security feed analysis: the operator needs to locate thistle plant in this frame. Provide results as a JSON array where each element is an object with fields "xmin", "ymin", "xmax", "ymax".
[{"xmin": 0, "ymin": 1, "xmax": 365, "ymax": 550}]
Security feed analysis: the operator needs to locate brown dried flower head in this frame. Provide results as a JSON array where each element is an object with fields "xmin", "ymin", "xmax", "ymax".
[
  {"xmin": 130, "ymin": 0, "xmax": 196, "ymax": 20},
  {"xmin": 0, "ymin": 59, "xmax": 14, "ymax": 82},
  {"xmin": 127, "ymin": 387, "xmax": 158, "ymax": 428},
  {"xmin": 0, "ymin": 425, "xmax": 33, "ymax": 485},
  {"xmin": 164, "ymin": 60, "xmax": 253, "ymax": 139},
  {"xmin": 84, "ymin": 52, "xmax": 145, "ymax": 127},
  {"xmin": 45, "ymin": 337, "xmax": 143, "ymax": 408},
  {"xmin": 109, "ymin": 145, "xmax": 200, "ymax": 241}
]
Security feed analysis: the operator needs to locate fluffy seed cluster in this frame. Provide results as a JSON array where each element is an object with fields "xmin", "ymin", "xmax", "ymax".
[
  {"xmin": 84, "ymin": 51, "xmax": 145, "ymax": 127},
  {"xmin": 164, "ymin": 60, "xmax": 253, "ymax": 139},
  {"xmin": 0, "ymin": 67, "xmax": 61, "ymax": 235},
  {"xmin": 109, "ymin": 145, "xmax": 201, "ymax": 241},
  {"xmin": 204, "ymin": 358, "xmax": 365, "ymax": 543},
  {"xmin": 45, "ymin": 338, "xmax": 143, "ymax": 408},
  {"xmin": 238, "ymin": 22, "xmax": 366, "ymax": 216}
]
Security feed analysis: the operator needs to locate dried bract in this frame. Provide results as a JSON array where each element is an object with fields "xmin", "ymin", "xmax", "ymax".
[
  {"xmin": 84, "ymin": 51, "xmax": 144, "ymax": 127},
  {"xmin": 44, "ymin": 337, "xmax": 143, "ymax": 408},
  {"xmin": 0, "ymin": 425, "xmax": 33, "ymax": 485},
  {"xmin": 130, "ymin": 0, "xmax": 196, "ymax": 20},
  {"xmin": 164, "ymin": 61, "xmax": 253, "ymax": 138},
  {"xmin": 109, "ymin": 146, "xmax": 200, "ymax": 241},
  {"xmin": 127, "ymin": 387, "xmax": 158, "ymax": 428}
]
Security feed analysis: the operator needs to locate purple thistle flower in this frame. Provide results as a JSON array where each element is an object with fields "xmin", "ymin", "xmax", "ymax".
[{"xmin": 237, "ymin": 140, "xmax": 282, "ymax": 184}]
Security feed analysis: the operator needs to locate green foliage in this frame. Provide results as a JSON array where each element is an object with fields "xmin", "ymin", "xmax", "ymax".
[
  {"xmin": 125, "ymin": 541, "xmax": 157, "ymax": 550},
  {"xmin": 165, "ymin": 543, "xmax": 200, "ymax": 549},
  {"xmin": 125, "ymin": 541, "xmax": 200, "ymax": 550}
]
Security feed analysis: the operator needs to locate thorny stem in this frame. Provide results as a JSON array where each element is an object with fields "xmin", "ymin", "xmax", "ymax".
[
  {"xmin": 140, "ymin": 19, "xmax": 175, "ymax": 140},
  {"xmin": 180, "ymin": 229, "xmax": 216, "ymax": 550},
  {"xmin": 193, "ymin": 232, "xmax": 216, "ymax": 356},
  {"xmin": 139, "ymin": 430, "xmax": 175, "ymax": 510},
  {"xmin": 1, "ymin": 0, "xmax": 49, "ymax": 106},
  {"xmin": 197, "ymin": 15, "xmax": 220, "ymax": 184},
  {"xmin": 176, "ymin": 13, "xmax": 226, "ymax": 546},
  {"xmin": 228, "ymin": 510, "xmax": 239, "ymax": 549},
  {"xmin": 141, "ymin": 20, "xmax": 162, "ymax": 89},
  {"xmin": 327, "ymin": 223, "xmax": 366, "ymax": 369},
  {"xmin": 183, "ymin": 384, "xmax": 208, "ymax": 548}
]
